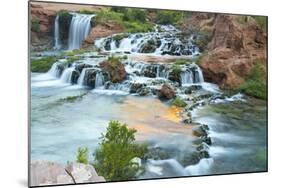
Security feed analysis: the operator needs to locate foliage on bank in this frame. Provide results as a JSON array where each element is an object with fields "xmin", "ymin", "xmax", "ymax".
[
  {"xmin": 93, "ymin": 120, "xmax": 148, "ymax": 181},
  {"xmin": 239, "ymin": 60, "xmax": 267, "ymax": 99},
  {"xmin": 31, "ymin": 56, "xmax": 58, "ymax": 72}
]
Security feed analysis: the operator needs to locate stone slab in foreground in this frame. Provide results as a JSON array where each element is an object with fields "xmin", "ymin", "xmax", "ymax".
[{"xmin": 30, "ymin": 160, "xmax": 105, "ymax": 186}]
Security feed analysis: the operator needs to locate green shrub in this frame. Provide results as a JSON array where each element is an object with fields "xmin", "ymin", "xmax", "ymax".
[
  {"xmin": 123, "ymin": 21, "xmax": 154, "ymax": 33},
  {"xmin": 76, "ymin": 147, "xmax": 89, "ymax": 164},
  {"xmin": 156, "ymin": 10, "xmax": 183, "ymax": 25},
  {"xmin": 194, "ymin": 31, "xmax": 212, "ymax": 52},
  {"xmin": 123, "ymin": 9, "xmax": 147, "ymax": 23},
  {"xmin": 240, "ymin": 61, "xmax": 267, "ymax": 99},
  {"xmin": 252, "ymin": 16, "xmax": 267, "ymax": 32},
  {"xmin": 172, "ymin": 97, "xmax": 187, "ymax": 107},
  {"xmin": 78, "ymin": 9, "xmax": 96, "ymax": 14},
  {"xmin": 171, "ymin": 64, "xmax": 182, "ymax": 76},
  {"xmin": 31, "ymin": 19, "xmax": 40, "ymax": 32},
  {"xmin": 94, "ymin": 120, "xmax": 148, "ymax": 181},
  {"xmin": 31, "ymin": 56, "xmax": 58, "ymax": 72},
  {"xmin": 175, "ymin": 59, "xmax": 188, "ymax": 65},
  {"xmin": 95, "ymin": 9, "xmax": 123, "ymax": 25}
]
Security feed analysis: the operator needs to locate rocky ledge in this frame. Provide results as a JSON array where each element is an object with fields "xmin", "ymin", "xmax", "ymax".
[{"xmin": 30, "ymin": 161, "xmax": 105, "ymax": 186}]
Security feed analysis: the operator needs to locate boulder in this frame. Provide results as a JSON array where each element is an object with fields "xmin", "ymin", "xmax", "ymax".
[
  {"xmin": 100, "ymin": 60, "xmax": 127, "ymax": 83},
  {"xmin": 157, "ymin": 84, "xmax": 176, "ymax": 100},
  {"xmin": 30, "ymin": 161, "xmax": 105, "ymax": 186}
]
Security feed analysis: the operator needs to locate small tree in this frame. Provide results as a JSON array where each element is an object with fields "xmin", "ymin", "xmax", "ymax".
[
  {"xmin": 76, "ymin": 147, "xmax": 89, "ymax": 164},
  {"xmin": 94, "ymin": 120, "xmax": 147, "ymax": 181}
]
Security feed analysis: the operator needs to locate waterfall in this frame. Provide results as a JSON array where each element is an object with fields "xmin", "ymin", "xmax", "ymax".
[
  {"xmin": 68, "ymin": 13, "xmax": 95, "ymax": 50},
  {"xmin": 196, "ymin": 68, "xmax": 204, "ymax": 83},
  {"xmin": 47, "ymin": 63, "xmax": 60, "ymax": 78},
  {"xmin": 95, "ymin": 72, "xmax": 104, "ymax": 88},
  {"xmin": 54, "ymin": 15, "xmax": 61, "ymax": 50},
  {"xmin": 77, "ymin": 68, "xmax": 87, "ymax": 86},
  {"xmin": 60, "ymin": 67, "xmax": 74, "ymax": 83},
  {"xmin": 180, "ymin": 70, "xmax": 194, "ymax": 85}
]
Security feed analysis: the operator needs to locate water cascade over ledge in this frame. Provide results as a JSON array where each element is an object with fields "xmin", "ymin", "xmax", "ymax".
[{"xmin": 68, "ymin": 13, "xmax": 95, "ymax": 50}]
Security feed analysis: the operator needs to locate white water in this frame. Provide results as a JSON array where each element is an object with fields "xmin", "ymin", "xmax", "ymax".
[
  {"xmin": 54, "ymin": 15, "xmax": 61, "ymax": 50},
  {"xmin": 95, "ymin": 72, "xmax": 104, "ymax": 88},
  {"xmin": 95, "ymin": 25, "xmax": 200, "ymax": 57},
  {"xmin": 77, "ymin": 68, "xmax": 87, "ymax": 86},
  {"xmin": 60, "ymin": 67, "xmax": 74, "ymax": 83},
  {"xmin": 68, "ymin": 13, "xmax": 95, "ymax": 50}
]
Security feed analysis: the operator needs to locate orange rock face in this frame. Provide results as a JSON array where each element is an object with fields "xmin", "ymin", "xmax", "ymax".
[
  {"xmin": 191, "ymin": 14, "xmax": 267, "ymax": 89},
  {"xmin": 83, "ymin": 22, "xmax": 125, "ymax": 48}
]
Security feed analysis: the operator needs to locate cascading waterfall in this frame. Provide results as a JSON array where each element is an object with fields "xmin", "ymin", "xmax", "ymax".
[
  {"xmin": 68, "ymin": 13, "xmax": 95, "ymax": 50},
  {"xmin": 180, "ymin": 70, "xmax": 194, "ymax": 85},
  {"xmin": 95, "ymin": 25, "xmax": 200, "ymax": 56},
  {"xmin": 47, "ymin": 63, "xmax": 60, "ymax": 78},
  {"xmin": 95, "ymin": 72, "xmax": 104, "ymax": 88},
  {"xmin": 77, "ymin": 68, "xmax": 87, "ymax": 86},
  {"xmin": 54, "ymin": 15, "xmax": 61, "ymax": 50},
  {"xmin": 60, "ymin": 67, "xmax": 74, "ymax": 83}
]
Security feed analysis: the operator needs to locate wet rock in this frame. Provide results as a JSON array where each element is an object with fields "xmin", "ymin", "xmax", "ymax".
[
  {"xmin": 71, "ymin": 70, "xmax": 80, "ymax": 84},
  {"xmin": 192, "ymin": 124, "xmax": 209, "ymax": 137},
  {"xmin": 130, "ymin": 83, "xmax": 146, "ymax": 94},
  {"xmin": 100, "ymin": 60, "xmax": 127, "ymax": 83},
  {"xmin": 183, "ymin": 112, "xmax": 192, "ymax": 124},
  {"xmin": 157, "ymin": 84, "xmax": 176, "ymax": 100}
]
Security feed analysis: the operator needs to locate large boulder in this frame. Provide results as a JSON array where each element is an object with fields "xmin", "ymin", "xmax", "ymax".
[
  {"xmin": 100, "ymin": 59, "xmax": 127, "ymax": 83},
  {"xmin": 157, "ymin": 84, "xmax": 176, "ymax": 100},
  {"xmin": 30, "ymin": 161, "xmax": 105, "ymax": 186}
]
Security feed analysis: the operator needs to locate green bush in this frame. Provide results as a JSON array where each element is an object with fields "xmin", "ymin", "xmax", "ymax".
[
  {"xmin": 175, "ymin": 59, "xmax": 188, "ymax": 65},
  {"xmin": 194, "ymin": 31, "xmax": 212, "ymax": 52},
  {"xmin": 76, "ymin": 147, "xmax": 89, "ymax": 164},
  {"xmin": 94, "ymin": 120, "xmax": 148, "ymax": 181},
  {"xmin": 240, "ymin": 61, "xmax": 267, "ymax": 99},
  {"xmin": 123, "ymin": 21, "xmax": 154, "ymax": 33},
  {"xmin": 172, "ymin": 97, "xmax": 187, "ymax": 107},
  {"xmin": 31, "ymin": 56, "xmax": 58, "ymax": 72},
  {"xmin": 123, "ymin": 9, "xmax": 147, "ymax": 23},
  {"xmin": 252, "ymin": 16, "xmax": 267, "ymax": 32},
  {"xmin": 171, "ymin": 64, "xmax": 182, "ymax": 76},
  {"xmin": 156, "ymin": 10, "xmax": 183, "ymax": 25},
  {"xmin": 95, "ymin": 9, "xmax": 123, "ymax": 25},
  {"xmin": 31, "ymin": 19, "xmax": 40, "ymax": 32},
  {"xmin": 78, "ymin": 9, "xmax": 96, "ymax": 14}
]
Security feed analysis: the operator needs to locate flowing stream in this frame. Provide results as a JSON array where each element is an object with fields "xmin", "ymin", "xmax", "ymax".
[{"xmin": 32, "ymin": 20, "xmax": 267, "ymax": 178}]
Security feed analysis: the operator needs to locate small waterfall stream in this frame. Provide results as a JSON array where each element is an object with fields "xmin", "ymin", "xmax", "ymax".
[
  {"xmin": 54, "ymin": 15, "xmax": 61, "ymax": 50},
  {"xmin": 68, "ymin": 13, "xmax": 95, "ymax": 50},
  {"xmin": 60, "ymin": 67, "xmax": 74, "ymax": 83}
]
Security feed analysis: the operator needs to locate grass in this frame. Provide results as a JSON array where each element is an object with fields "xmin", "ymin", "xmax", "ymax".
[
  {"xmin": 31, "ymin": 56, "xmax": 58, "ymax": 72},
  {"xmin": 172, "ymin": 97, "xmax": 187, "ymax": 107},
  {"xmin": 59, "ymin": 93, "xmax": 87, "ymax": 103},
  {"xmin": 175, "ymin": 59, "xmax": 189, "ymax": 65},
  {"xmin": 252, "ymin": 16, "xmax": 267, "ymax": 32},
  {"xmin": 239, "ymin": 60, "xmax": 267, "ymax": 100}
]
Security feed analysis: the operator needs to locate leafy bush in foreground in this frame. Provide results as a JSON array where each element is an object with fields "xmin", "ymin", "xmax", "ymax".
[{"xmin": 94, "ymin": 120, "xmax": 148, "ymax": 181}]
